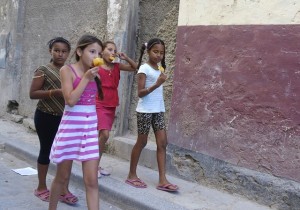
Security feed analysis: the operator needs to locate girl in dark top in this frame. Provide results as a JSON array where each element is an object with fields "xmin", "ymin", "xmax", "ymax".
[{"xmin": 29, "ymin": 37, "xmax": 78, "ymax": 204}]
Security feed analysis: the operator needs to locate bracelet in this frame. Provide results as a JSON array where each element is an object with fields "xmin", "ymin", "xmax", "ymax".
[
  {"xmin": 146, "ymin": 87, "xmax": 150, "ymax": 93},
  {"xmin": 49, "ymin": 90, "xmax": 52, "ymax": 97},
  {"xmin": 32, "ymin": 74, "xmax": 45, "ymax": 79}
]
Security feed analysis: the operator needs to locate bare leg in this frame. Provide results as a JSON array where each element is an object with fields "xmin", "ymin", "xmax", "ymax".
[
  {"xmin": 37, "ymin": 163, "xmax": 49, "ymax": 191},
  {"xmin": 127, "ymin": 134, "xmax": 148, "ymax": 186},
  {"xmin": 155, "ymin": 130, "xmax": 177, "ymax": 190},
  {"xmin": 155, "ymin": 130, "xmax": 168, "ymax": 184},
  {"xmin": 60, "ymin": 165, "xmax": 78, "ymax": 204},
  {"xmin": 61, "ymin": 182, "xmax": 71, "ymax": 195},
  {"xmin": 98, "ymin": 130, "xmax": 109, "ymax": 164},
  {"xmin": 39, "ymin": 161, "xmax": 76, "ymax": 202},
  {"xmin": 37, "ymin": 160, "xmax": 75, "ymax": 202},
  {"xmin": 82, "ymin": 159, "xmax": 99, "ymax": 210},
  {"xmin": 48, "ymin": 160, "xmax": 73, "ymax": 210}
]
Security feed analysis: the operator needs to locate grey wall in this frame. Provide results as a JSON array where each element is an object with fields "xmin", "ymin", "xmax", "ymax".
[
  {"xmin": 0, "ymin": 0, "xmax": 25, "ymax": 114},
  {"xmin": 0, "ymin": 0, "xmax": 179, "ymax": 142},
  {"xmin": 18, "ymin": 0, "xmax": 108, "ymax": 117},
  {"xmin": 0, "ymin": 0, "xmax": 108, "ymax": 117},
  {"xmin": 128, "ymin": 0, "xmax": 180, "ymax": 138}
]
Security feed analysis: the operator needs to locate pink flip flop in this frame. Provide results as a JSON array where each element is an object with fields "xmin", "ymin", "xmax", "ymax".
[
  {"xmin": 125, "ymin": 178, "xmax": 147, "ymax": 188},
  {"xmin": 59, "ymin": 192, "xmax": 78, "ymax": 205},
  {"xmin": 34, "ymin": 189, "xmax": 50, "ymax": 202},
  {"xmin": 156, "ymin": 183, "xmax": 178, "ymax": 192}
]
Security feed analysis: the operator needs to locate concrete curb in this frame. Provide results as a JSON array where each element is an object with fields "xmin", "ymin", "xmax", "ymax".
[{"xmin": 1, "ymin": 135, "xmax": 188, "ymax": 210}]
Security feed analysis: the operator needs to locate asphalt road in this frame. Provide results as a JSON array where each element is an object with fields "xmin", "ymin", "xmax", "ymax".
[{"xmin": 0, "ymin": 150, "xmax": 122, "ymax": 210}]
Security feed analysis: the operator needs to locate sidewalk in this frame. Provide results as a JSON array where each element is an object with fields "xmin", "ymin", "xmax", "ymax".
[
  {"xmin": 0, "ymin": 116, "xmax": 273, "ymax": 210},
  {"xmin": 0, "ymin": 150, "xmax": 121, "ymax": 210}
]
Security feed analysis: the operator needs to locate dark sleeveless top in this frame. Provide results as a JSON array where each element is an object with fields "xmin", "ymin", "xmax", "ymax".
[{"xmin": 36, "ymin": 64, "xmax": 64, "ymax": 116}]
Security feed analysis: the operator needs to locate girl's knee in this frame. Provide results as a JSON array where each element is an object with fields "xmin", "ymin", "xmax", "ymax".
[
  {"xmin": 100, "ymin": 131, "xmax": 109, "ymax": 141},
  {"xmin": 136, "ymin": 139, "xmax": 147, "ymax": 148},
  {"xmin": 157, "ymin": 139, "xmax": 167, "ymax": 150},
  {"xmin": 136, "ymin": 134, "xmax": 148, "ymax": 148},
  {"xmin": 84, "ymin": 176, "xmax": 98, "ymax": 189}
]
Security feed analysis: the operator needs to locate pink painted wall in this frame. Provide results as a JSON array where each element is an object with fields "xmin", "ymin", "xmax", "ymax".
[{"xmin": 168, "ymin": 25, "xmax": 300, "ymax": 182}]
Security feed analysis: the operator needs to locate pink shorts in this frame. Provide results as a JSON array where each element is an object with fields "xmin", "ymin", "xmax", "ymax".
[{"xmin": 96, "ymin": 105, "xmax": 116, "ymax": 131}]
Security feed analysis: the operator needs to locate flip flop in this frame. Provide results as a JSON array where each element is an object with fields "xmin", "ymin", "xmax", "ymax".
[
  {"xmin": 156, "ymin": 183, "xmax": 178, "ymax": 192},
  {"xmin": 34, "ymin": 189, "xmax": 50, "ymax": 202},
  {"xmin": 59, "ymin": 192, "xmax": 78, "ymax": 205},
  {"xmin": 125, "ymin": 178, "xmax": 147, "ymax": 188}
]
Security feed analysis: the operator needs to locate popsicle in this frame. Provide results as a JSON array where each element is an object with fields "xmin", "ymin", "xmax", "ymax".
[
  {"xmin": 93, "ymin": 57, "xmax": 104, "ymax": 66},
  {"xmin": 109, "ymin": 56, "xmax": 115, "ymax": 61},
  {"xmin": 158, "ymin": 66, "xmax": 165, "ymax": 73}
]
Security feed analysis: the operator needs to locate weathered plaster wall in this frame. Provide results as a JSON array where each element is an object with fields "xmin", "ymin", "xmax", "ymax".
[
  {"xmin": 17, "ymin": 0, "xmax": 107, "ymax": 117},
  {"xmin": 171, "ymin": 24, "xmax": 300, "ymax": 181},
  {"xmin": 0, "ymin": 0, "xmax": 25, "ymax": 114},
  {"xmin": 0, "ymin": 0, "xmax": 107, "ymax": 117},
  {"xmin": 178, "ymin": 0, "xmax": 300, "ymax": 25},
  {"xmin": 0, "ymin": 0, "xmax": 179, "ymax": 141},
  {"xmin": 106, "ymin": 0, "xmax": 139, "ymax": 137},
  {"xmin": 166, "ymin": 0, "xmax": 300, "ymax": 208},
  {"xmin": 128, "ymin": 0, "xmax": 180, "ymax": 140},
  {"xmin": 1, "ymin": 0, "xmax": 300, "ymax": 208}
]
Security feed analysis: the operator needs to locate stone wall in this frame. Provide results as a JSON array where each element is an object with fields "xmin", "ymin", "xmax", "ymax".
[{"xmin": 166, "ymin": 0, "xmax": 300, "ymax": 208}]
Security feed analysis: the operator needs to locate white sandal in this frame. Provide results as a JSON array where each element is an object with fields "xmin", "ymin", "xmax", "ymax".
[{"xmin": 99, "ymin": 167, "xmax": 111, "ymax": 176}]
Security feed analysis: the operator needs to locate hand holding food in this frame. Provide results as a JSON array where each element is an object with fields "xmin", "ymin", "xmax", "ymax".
[{"xmin": 156, "ymin": 72, "xmax": 167, "ymax": 86}]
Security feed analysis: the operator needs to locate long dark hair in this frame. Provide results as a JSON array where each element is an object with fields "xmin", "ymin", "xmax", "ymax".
[
  {"xmin": 137, "ymin": 38, "xmax": 166, "ymax": 70},
  {"xmin": 74, "ymin": 35, "xmax": 104, "ymax": 100}
]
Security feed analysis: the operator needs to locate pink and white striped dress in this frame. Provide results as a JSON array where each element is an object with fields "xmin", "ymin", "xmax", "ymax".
[{"xmin": 50, "ymin": 65, "xmax": 99, "ymax": 163}]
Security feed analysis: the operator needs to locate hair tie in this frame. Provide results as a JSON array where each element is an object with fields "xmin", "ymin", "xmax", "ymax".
[{"xmin": 144, "ymin": 42, "xmax": 148, "ymax": 48}]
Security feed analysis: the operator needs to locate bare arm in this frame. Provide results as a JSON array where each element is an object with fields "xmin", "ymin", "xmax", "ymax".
[
  {"xmin": 137, "ymin": 73, "xmax": 167, "ymax": 98},
  {"xmin": 29, "ymin": 70, "xmax": 63, "ymax": 99},
  {"xmin": 118, "ymin": 52, "xmax": 138, "ymax": 72},
  {"xmin": 60, "ymin": 66, "xmax": 99, "ymax": 106}
]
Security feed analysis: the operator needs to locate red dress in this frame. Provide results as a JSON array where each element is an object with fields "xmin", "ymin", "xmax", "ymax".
[{"xmin": 96, "ymin": 63, "xmax": 120, "ymax": 130}]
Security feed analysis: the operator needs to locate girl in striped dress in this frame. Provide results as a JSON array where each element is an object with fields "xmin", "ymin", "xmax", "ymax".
[{"xmin": 49, "ymin": 35, "xmax": 103, "ymax": 210}]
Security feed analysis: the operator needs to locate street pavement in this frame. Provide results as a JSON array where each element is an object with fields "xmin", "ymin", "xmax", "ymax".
[
  {"xmin": 0, "ymin": 150, "xmax": 121, "ymax": 210},
  {"xmin": 0, "ymin": 116, "xmax": 275, "ymax": 210}
]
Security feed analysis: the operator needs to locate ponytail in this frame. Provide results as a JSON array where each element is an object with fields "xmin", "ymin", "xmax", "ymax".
[
  {"xmin": 137, "ymin": 43, "xmax": 147, "ymax": 69},
  {"xmin": 95, "ymin": 77, "xmax": 103, "ymax": 100},
  {"xmin": 161, "ymin": 54, "xmax": 166, "ymax": 70}
]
